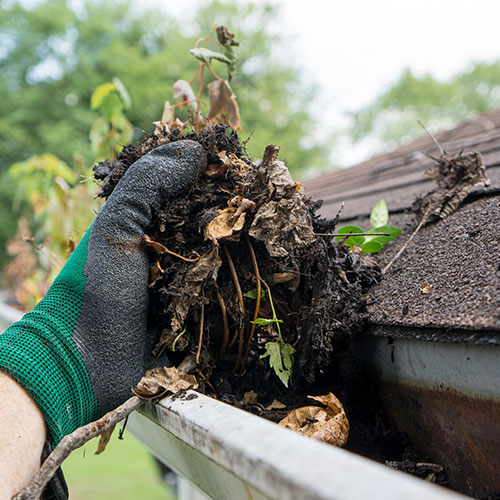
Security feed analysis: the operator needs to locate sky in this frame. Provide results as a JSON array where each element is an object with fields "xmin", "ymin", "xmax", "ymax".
[{"xmin": 163, "ymin": 0, "xmax": 500, "ymax": 167}]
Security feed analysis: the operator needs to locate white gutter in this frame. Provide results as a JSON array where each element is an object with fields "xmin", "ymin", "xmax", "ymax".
[
  {"xmin": 128, "ymin": 391, "xmax": 469, "ymax": 500},
  {"xmin": 0, "ymin": 298, "xmax": 471, "ymax": 500}
]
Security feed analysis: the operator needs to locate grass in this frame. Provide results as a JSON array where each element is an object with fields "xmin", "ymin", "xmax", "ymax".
[{"xmin": 63, "ymin": 430, "xmax": 176, "ymax": 500}]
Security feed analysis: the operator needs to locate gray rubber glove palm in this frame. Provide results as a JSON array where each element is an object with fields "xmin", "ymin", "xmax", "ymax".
[{"xmin": 0, "ymin": 140, "xmax": 206, "ymax": 445}]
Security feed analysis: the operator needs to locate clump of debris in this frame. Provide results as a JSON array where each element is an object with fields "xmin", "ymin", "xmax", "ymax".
[{"xmin": 94, "ymin": 125, "xmax": 379, "ymax": 421}]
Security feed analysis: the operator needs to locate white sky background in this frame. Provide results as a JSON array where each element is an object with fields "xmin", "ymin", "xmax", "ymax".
[
  {"xmin": 163, "ymin": 0, "xmax": 500, "ymax": 168},
  {"xmin": 281, "ymin": 0, "xmax": 500, "ymax": 167}
]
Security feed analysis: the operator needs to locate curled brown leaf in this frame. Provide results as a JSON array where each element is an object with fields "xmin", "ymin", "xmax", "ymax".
[
  {"xmin": 207, "ymin": 80, "xmax": 242, "ymax": 131},
  {"xmin": 133, "ymin": 366, "xmax": 198, "ymax": 399},
  {"xmin": 278, "ymin": 393, "xmax": 349, "ymax": 447}
]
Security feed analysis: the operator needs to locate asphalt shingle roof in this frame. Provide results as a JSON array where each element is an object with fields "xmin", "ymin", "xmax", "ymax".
[{"xmin": 304, "ymin": 111, "xmax": 500, "ymax": 334}]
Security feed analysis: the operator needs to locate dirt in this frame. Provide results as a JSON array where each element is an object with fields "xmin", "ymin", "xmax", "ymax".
[{"xmin": 93, "ymin": 125, "xmax": 443, "ymax": 484}]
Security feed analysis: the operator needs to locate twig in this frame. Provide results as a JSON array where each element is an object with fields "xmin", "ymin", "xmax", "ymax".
[
  {"xmin": 315, "ymin": 233, "xmax": 391, "ymax": 237},
  {"xmin": 241, "ymin": 235, "xmax": 261, "ymax": 369},
  {"xmin": 228, "ymin": 327, "xmax": 239, "ymax": 350},
  {"xmin": 188, "ymin": 63, "xmax": 202, "ymax": 83},
  {"xmin": 14, "ymin": 396, "xmax": 144, "ymax": 500},
  {"xmin": 382, "ymin": 208, "xmax": 432, "ymax": 275},
  {"xmin": 206, "ymin": 64, "xmax": 224, "ymax": 82},
  {"xmin": 24, "ymin": 238, "xmax": 63, "ymax": 271},
  {"xmin": 417, "ymin": 119, "xmax": 444, "ymax": 156},
  {"xmin": 222, "ymin": 243, "xmax": 246, "ymax": 364},
  {"xmin": 215, "ymin": 284, "xmax": 230, "ymax": 355},
  {"xmin": 196, "ymin": 300, "xmax": 205, "ymax": 364},
  {"xmin": 144, "ymin": 235, "xmax": 200, "ymax": 262}
]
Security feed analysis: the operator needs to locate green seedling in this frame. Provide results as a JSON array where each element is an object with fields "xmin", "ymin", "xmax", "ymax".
[
  {"xmin": 336, "ymin": 199, "xmax": 401, "ymax": 253},
  {"xmin": 246, "ymin": 283, "xmax": 295, "ymax": 387}
]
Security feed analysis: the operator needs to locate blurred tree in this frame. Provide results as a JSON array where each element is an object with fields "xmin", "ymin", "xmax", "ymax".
[
  {"xmin": 0, "ymin": 0, "xmax": 330, "ymax": 269},
  {"xmin": 350, "ymin": 63, "xmax": 500, "ymax": 150}
]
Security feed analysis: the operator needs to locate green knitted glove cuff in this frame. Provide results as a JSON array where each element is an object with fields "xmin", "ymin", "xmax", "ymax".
[{"xmin": 0, "ymin": 229, "xmax": 100, "ymax": 445}]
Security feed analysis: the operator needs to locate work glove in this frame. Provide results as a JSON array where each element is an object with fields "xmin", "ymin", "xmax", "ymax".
[{"xmin": 0, "ymin": 140, "xmax": 206, "ymax": 449}]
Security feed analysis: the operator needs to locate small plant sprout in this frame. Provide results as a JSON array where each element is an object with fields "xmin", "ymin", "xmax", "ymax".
[
  {"xmin": 250, "ymin": 280, "xmax": 295, "ymax": 388},
  {"xmin": 153, "ymin": 25, "xmax": 241, "ymax": 133},
  {"xmin": 336, "ymin": 199, "xmax": 401, "ymax": 253}
]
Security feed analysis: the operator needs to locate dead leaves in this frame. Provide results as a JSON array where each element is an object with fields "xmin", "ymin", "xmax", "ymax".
[
  {"xmin": 207, "ymin": 80, "xmax": 242, "ymax": 131},
  {"xmin": 205, "ymin": 195, "xmax": 255, "ymax": 243},
  {"xmin": 417, "ymin": 150, "xmax": 490, "ymax": 222},
  {"xmin": 133, "ymin": 366, "xmax": 198, "ymax": 399},
  {"xmin": 248, "ymin": 145, "xmax": 316, "ymax": 257},
  {"xmin": 279, "ymin": 393, "xmax": 349, "ymax": 447}
]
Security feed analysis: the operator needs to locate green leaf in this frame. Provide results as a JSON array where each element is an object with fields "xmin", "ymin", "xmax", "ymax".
[
  {"xmin": 361, "ymin": 240, "xmax": 383, "ymax": 253},
  {"xmin": 252, "ymin": 317, "xmax": 283, "ymax": 326},
  {"xmin": 243, "ymin": 288, "xmax": 266, "ymax": 299},
  {"xmin": 260, "ymin": 341, "xmax": 295, "ymax": 387},
  {"xmin": 190, "ymin": 48, "xmax": 232, "ymax": 65},
  {"xmin": 369, "ymin": 225, "xmax": 402, "ymax": 245},
  {"xmin": 243, "ymin": 289, "xmax": 258, "ymax": 299},
  {"xmin": 112, "ymin": 77, "xmax": 131, "ymax": 109},
  {"xmin": 370, "ymin": 199, "xmax": 389, "ymax": 228},
  {"xmin": 336, "ymin": 225, "xmax": 365, "ymax": 247},
  {"xmin": 281, "ymin": 342, "xmax": 295, "ymax": 373},
  {"xmin": 90, "ymin": 82, "xmax": 116, "ymax": 110}
]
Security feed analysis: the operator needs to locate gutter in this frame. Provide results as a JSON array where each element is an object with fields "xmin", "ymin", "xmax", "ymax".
[
  {"xmin": 0, "ymin": 299, "xmax": 472, "ymax": 499},
  {"xmin": 127, "ymin": 391, "xmax": 468, "ymax": 500}
]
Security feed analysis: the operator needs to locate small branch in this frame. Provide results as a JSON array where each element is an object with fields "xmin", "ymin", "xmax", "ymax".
[
  {"xmin": 188, "ymin": 63, "xmax": 203, "ymax": 84},
  {"xmin": 170, "ymin": 98, "xmax": 200, "ymax": 110},
  {"xmin": 14, "ymin": 396, "xmax": 144, "ymax": 500},
  {"xmin": 315, "ymin": 232, "xmax": 391, "ymax": 237},
  {"xmin": 206, "ymin": 64, "xmax": 224, "ymax": 82},
  {"xmin": 382, "ymin": 208, "xmax": 432, "ymax": 275},
  {"xmin": 222, "ymin": 243, "xmax": 246, "ymax": 363},
  {"xmin": 418, "ymin": 119, "xmax": 444, "ymax": 156},
  {"xmin": 196, "ymin": 300, "xmax": 205, "ymax": 364},
  {"xmin": 144, "ymin": 235, "xmax": 200, "ymax": 262},
  {"xmin": 228, "ymin": 328, "xmax": 239, "ymax": 350},
  {"xmin": 215, "ymin": 284, "xmax": 230, "ymax": 355},
  {"xmin": 241, "ymin": 235, "xmax": 261, "ymax": 369},
  {"xmin": 223, "ymin": 243, "xmax": 244, "ymax": 315},
  {"xmin": 24, "ymin": 238, "xmax": 63, "ymax": 271}
]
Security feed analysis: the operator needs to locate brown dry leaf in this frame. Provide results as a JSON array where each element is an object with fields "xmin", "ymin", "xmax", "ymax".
[
  {"xmin": 218, "ymin": 150, "xmax": 251, "ymax": 177},
  {"xmin": 149, "ymin": 259, "xmax": 164, "ymax": 288},
  {"xmin": 266, "ymin": 399, "xmax": 286, "ymax": 410},
  {"xmin": 242, "ymin": 390, "xmax": 258, "ymax": 405},
  {"xmin": 167, "ymin": 246, "xmax": 222, "ymax": 334},
  {"xmin": 205, "ymin": 207, "xmax": 245, "ymax": 242},
  {"xmin": 205, "ymin": 198, "xmax": 252, "ymax": 243},
  {"xmin": 207, "ymin": 80, "xmax": 242, "ymax": 130},
  {"xmin": 133, "ymin": 366, "xmax": 198, "ymax": 398},
  {"xmin": 95, "ymin": 425, "xmax": 115, "ymax": 455},
  {"xmin": 173, "ymin": 80, "xmax": 197, "ymax": 113},
  {"xmin": 205, "ymin": 163, "xmax": 229, "ymax": 179},
  {"xmin": 422, "ymin": 281, "xmax": 433, "ymax": 294},
  {"xmin": 278, "ymin": 393, "xmax": 349, "ymax": 447},
  {"xmin": 249, "ymin": 196, "xmax": 316, "ymax": 257}
]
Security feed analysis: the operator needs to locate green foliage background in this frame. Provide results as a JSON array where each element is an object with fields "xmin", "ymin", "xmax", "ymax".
[
  {"xmin": 0, "ymin": 0, "xmax": 330, "ymax": 268},
  {"xmin": 350, "ymin": 63, "xmax": 500, "ymax": 148}
]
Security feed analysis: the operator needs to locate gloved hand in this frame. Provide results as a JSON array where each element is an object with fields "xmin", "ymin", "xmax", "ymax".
[{"xmin": 0, "ymin": 140, "xmax": 206, "ymax": 447}]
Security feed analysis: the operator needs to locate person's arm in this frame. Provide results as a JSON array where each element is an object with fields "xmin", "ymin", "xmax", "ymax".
[
  {"xmin": 0, "ymin": 372, "xmax": 46, "ymax": 499},
  {"xmin": 0, "ymin": 140, "xmax": 206, "ymax": 499}
]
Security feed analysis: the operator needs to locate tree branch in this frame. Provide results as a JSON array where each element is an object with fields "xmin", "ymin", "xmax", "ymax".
[{"xmin": 14, "ymin": 396, "xmax": 144, "ymax": 500}]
